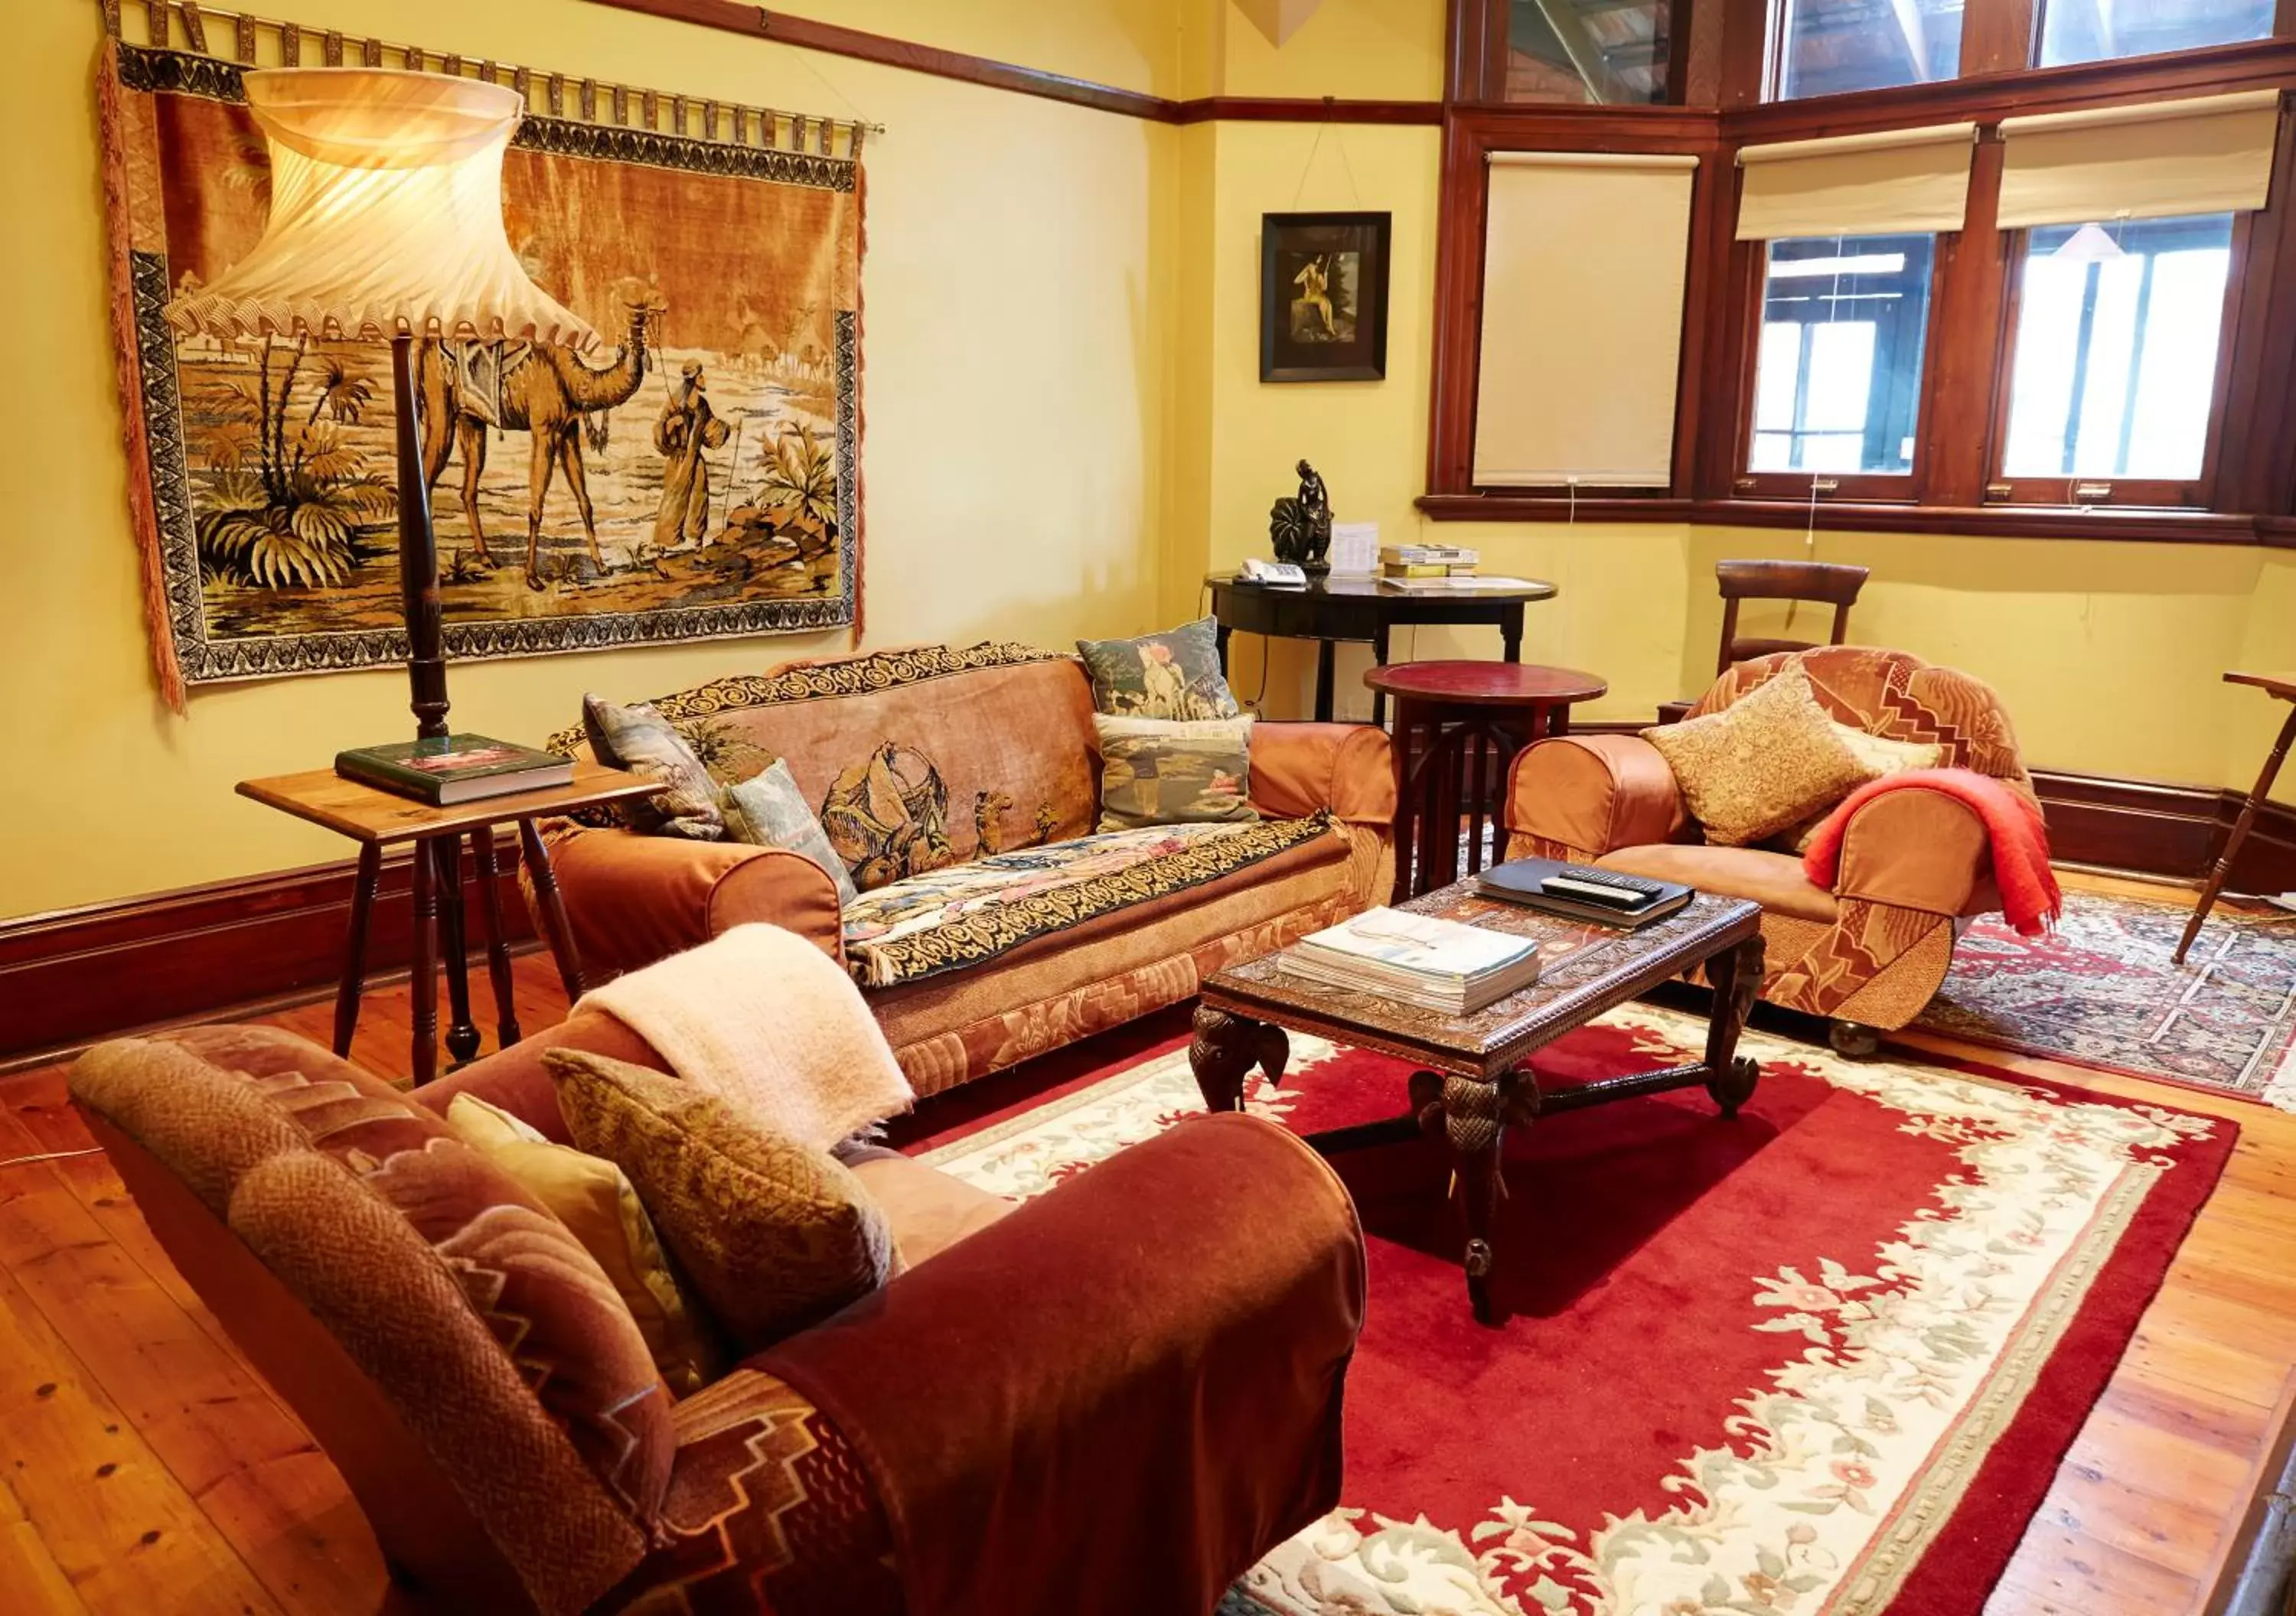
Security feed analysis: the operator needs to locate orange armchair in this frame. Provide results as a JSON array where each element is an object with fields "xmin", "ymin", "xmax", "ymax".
[{"xmin": 1505, "ymin": 647, "xmax": 2036, "ymax": 1051}]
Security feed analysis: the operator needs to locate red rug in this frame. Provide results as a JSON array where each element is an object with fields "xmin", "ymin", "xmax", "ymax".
[
  {"xmin": 1916, "ymin": 889, "xmax": 2296, "ymax": 1106},
  {"xmin": 905, "ymin": 1002, "xmax": 2232, "ymax": 1616}
]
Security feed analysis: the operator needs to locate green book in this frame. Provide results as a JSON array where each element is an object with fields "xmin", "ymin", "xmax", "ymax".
[{"xmin": 334, "ymin": 734, "xmax": 574, "ymax": 806}]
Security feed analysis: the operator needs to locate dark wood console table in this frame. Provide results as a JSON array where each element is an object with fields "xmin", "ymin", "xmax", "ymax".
[{"xmin": 1206, "ymin": 573, "xmax": 1558, "ymax": 725}]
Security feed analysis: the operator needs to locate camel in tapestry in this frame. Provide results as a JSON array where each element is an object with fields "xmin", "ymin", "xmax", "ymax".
[{"xmin": 416, "ymin": 288, "xmax": 665, "ymax": 588}]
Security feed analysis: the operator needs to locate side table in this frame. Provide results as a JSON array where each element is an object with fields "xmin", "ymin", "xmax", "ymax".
[
  {"xmin": 2175, "ymin": 671, "xmax": 2296, "ymax": 965},
  {"xmin": 236, "ymin": 761, "xmax": 660, "ymax": 1085},
  {"xmin": 1364, "ymin": 660, "xmax": 1609, "ymax": 901}
]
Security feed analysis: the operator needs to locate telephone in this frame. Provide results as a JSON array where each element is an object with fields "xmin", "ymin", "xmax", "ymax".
[{"xmin": 1241, "ymin": 558, "xmax": 1308, "ymax": 587}]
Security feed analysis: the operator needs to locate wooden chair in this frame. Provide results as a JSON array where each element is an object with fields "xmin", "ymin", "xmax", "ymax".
[{"xmin": 1656, "ymin": 559, "xmax": 1872, "ymax": 723}]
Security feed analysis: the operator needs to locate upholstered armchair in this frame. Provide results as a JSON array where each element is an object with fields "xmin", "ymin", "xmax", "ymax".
[
  {"xmin": 1504, "ymin": 647, "xmax": 2036, "ymax": 1051},
  {"xmin": 69, "ymin": 1024, "xmax": 1365, "ymax": 1615}
]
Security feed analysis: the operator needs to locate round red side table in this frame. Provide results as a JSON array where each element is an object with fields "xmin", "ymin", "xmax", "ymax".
[{"xmin": 1363, "ymin": 660, "xmax": 1609, "ymax": 901}]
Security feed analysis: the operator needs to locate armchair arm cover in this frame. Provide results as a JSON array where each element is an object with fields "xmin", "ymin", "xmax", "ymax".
[
  {"xmin": 758, "ymin": 1112, "xmax": 1366, "ymax": 1616},
  {"xmin": 546, "ymin": 828, "xmax": 845, "ymax": 981},
  {"xmin": 1505, "ymin": 735, "xmax": 1686, "ymax": 857},
  {"xmin": 1831, "ymin": 788, "xmax": 1991, "ymax": 917},
  {"xmin": 1250, "ymin": 721, "xmax": 1397, "ymax": 827},
  {"xmin": 417, "ymin": 1007, "xmax": 667, "ymax": 1145}
]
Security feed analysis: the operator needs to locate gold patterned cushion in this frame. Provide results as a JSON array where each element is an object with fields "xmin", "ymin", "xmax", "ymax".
[
  {"xmin": 544, "ymin": 1050, "xmax": 899, "ymax": 1352},
  {"xmin": 1776, "ymin": 724, "xmax": 1947, "ymax": 853},
  {"xmin": 1641, "ymin": 666, "xmax": 1876, "ymax": 847}
]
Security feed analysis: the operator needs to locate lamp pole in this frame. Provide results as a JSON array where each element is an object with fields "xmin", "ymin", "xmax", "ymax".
[{"xmin": 390, "ymin": 333, "xmax": 450, "ymax": 740}]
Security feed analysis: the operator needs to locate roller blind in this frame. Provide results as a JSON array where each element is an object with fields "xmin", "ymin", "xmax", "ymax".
[
  {"xmin": 1472, "ymin": 152, "xmax": 1698, "ymax": 489},
  {"xmin": 1734, "ymin": 122, "xmax": 1977, "ymax": 240},
  {"xmin": 1998, "ymin": 91, "xmax": 2283, "ymax": 230}
]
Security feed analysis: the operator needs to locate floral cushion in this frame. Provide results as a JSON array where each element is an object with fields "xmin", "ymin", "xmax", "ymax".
[{"xmin": 840, "ymin": 814, "xmax": 1338, "ymax": 988}]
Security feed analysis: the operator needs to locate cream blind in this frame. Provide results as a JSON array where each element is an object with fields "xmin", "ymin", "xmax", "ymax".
[
  {"xmin": 1734, "ymin": 122, "xmax": 1977, "ymax": 240},
  {"xmin": 1472, "ymin": 152, "xmax": 1698, "ymax": 489},
  {"xmin": 1997, "ymin": 91, "xmax": 2283, "ymax": 230}
]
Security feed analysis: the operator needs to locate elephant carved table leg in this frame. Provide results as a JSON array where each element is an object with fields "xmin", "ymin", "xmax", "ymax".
[
  {"xmin": 1421, "ymin": 1067, "xmax": 1541, "ymax": 1326},
  {"xmin": 1701, "ymin": 933, "xmax": 1766, "ymax": 1118},
  {"xmin": 1189, "ymin": 1005, "xmax": 1290, "ymax": 1113}
]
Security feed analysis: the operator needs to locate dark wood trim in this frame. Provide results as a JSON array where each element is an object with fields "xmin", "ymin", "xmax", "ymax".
[
  {"xmin": 1416, "ymin": 491, "xmax": 2280, "ymax": 542},
  {"xmin": 0, "ymin": 839, "xmax": 535, "ymax": 1071},
  {"xmin": 1923, "ymin": 133, "xmax": 2010, "ymax": 507},
  {"xmin": 2027, "ymin": 768, "xmax": 2296, "ymax": 894},
  {"xmin": 1171, "ymin": 97, "xmax": 1444, "ymax": 126}
]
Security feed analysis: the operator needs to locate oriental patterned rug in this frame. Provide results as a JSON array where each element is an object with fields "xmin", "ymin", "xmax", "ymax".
[
  {"xmin": 1916, "ymin": 891, "xmax": 2296, "ymax": 1108},
  {"xmin": 911, "ymin": 1004, "xmax": 2231, "ymax": 1616}
]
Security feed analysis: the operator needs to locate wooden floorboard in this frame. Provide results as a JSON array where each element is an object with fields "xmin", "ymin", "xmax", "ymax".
[{"xmin": 0, "ymin": 872, "xmax": 2287, "ymax": 1615}]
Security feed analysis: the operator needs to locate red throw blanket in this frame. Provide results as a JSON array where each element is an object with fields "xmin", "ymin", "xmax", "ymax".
[{"xmin": 1802, "ymin": 768, "xmax": 2062, "ymax": 937}]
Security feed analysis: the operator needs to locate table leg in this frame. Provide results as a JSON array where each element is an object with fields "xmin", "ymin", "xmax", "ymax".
[
  {"xmin": 1189, "ymin": 1005, "xmax": 1288, "ymax": 1113},
  {"xmin": 519, "ymin": 819, "xmax": 589, "ymax": 1001},
  {"xmin": 468, "ymin": 827, "xmax": 522, "ymax": 1051},
  {"xmin": 409, "ymin": 834, "xmax": 440, "ymax": 1087},
  {"xmin": 1215, "ymin": 621, "xmax": 1233, "ymax": 677},
  {"xmin": 1501, "ymin": 605, "xmax": 1524, "ymax": 664},
  {"xmin": 1313, "ymin": 637, "xmax": 1336, "ymax": 723},
  {"xmin": 1464, "ymin": 724, "xmax": 1492, "ymax": 878},
  {"xmin": 1701, "ymin": 933, "xmax": 1765, "ymax": 1117},
  {"xmin": 333, "ymin": 842, "xmax": 383, "ymax": 1057},
  {"xmin": 1390, "ymin": 700, "xmax": 1421, "ymax": 904},
  {"xmin": 1426, "ymin": 715, "xmax": 1463, "ymax": 893},
  {"xmin": 1370, "ymin": 623, "xmax": 1391, "ymax": 729},
  {"xmin": 434, "ymin": 837, "xmax": 481, "ymax": 1068},
  {"xmin": 2177, "ymin": 703, "xmax": 2296, "ymax": 965},
  {"xmin": 1435, "ymin": 1067, "xmax": 1534, "ymax": 1327}
]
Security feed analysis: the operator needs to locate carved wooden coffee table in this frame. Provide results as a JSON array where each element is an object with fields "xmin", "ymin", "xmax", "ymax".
[{"xmin": 1192, "ymin": 883, "xmax": 1765, "ymax": 1324}]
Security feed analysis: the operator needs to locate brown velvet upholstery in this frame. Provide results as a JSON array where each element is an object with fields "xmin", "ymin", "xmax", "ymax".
[
  {"xmin": 73, "ymin": 1018, "xmax": 1366, "ymax": 1614},
  {"xmin": 1507, "ymin": 647, "xmax": 2034, "ymax": 1031},
  {"xmin": 546, "ymin": 645, "xmax": 1394, "ymax": 1093}
]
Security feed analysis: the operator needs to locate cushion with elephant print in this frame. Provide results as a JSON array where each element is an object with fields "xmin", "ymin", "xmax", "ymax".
[{"xmin": 1075, "ymin": 618, "xmax": 1241, "ymax": 721}]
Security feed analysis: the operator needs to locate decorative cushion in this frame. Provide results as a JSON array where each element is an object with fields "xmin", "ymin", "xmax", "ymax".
[
  {"xmin": 1777, "ymin": 725, "xmax": 1947, "ymax": 853},
  {"xmin": 582, "ymin": 694, "xmax": 726, "ymax": 840},
  {"xmin": 545, "ymin": 1050, "xmax": 900, "ymax": 1353},
  {"xmin": 722, "ymin": 759, "xmax": 863, "ymax": 906},
  {"xmin": 1075, "ymin": 617, "xmax": 1241, "ymax": 720},
  {"xmin": 1093, "ymin": 714, "xmax": 1260, "ymax": 833},
  {"xmin": 1640, "ymin": 666, "xmax": 1875, "ymax": 847},
  {"xmin": 445, "ymin": 1093, "xmax": 726, "ymax": 1396}
]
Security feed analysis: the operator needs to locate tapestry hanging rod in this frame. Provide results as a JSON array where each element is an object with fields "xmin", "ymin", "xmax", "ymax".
[{"xmin": 99, "ymin": 0, "xmax": 883, "ymax": 159}]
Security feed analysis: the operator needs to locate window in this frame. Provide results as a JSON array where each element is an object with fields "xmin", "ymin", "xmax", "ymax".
[
  {"xmin": 2036, "ymin": 0, "xmax": 2275, "ymax": 67},
  {"xmin": 1775, "ymin": 0, "xmax": 1965, "ymax": 99},
  {"xmin": 1505, "ymin": 0, "xmax": 1672, "ymax": 103},
  {"xmin": 1998, "ymin": 214, "xmax": 2234, "ymax": 494},
  {"xmin": 1749, "ymin": 235, "xmax": 1937, "ymax": 477}
]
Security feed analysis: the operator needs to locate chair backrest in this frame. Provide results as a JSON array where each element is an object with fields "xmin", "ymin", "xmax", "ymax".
[
  {"xmin": 1689, "ymin": 646, "xmax": 2037, "ymax": 805},
  {"xmin": 67, "ymin": 1026, "xmax": 675, "ymax": 1616},
  {"xmin": 1714, "ymin": 559, "xmax": 1870, "ymax": 676}
]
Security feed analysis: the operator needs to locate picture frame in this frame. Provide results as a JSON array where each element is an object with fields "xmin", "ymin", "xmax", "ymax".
[{"xmin": 1259, "ymin": 210, "xmax": 1391, "ymax": 383}]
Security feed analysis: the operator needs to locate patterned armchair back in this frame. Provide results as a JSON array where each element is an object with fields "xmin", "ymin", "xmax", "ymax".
[{"xmin": 1688, "ymin": 647, "xmax": 2036, "ymax": 806}]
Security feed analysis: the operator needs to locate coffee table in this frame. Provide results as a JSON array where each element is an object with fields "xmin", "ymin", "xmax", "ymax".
[{"xmin": 1191, "ymin": 881, "xmax": 1766, "ymax": 1324}]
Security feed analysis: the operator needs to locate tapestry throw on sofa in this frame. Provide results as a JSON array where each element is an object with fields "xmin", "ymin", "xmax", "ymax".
[{"xmin": 97, "ymin": 10, "xmax": 866, "ymax": 703}]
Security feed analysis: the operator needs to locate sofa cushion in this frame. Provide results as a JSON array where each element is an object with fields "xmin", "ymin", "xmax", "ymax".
[
  {"xmin": 840, "ymin": 814, "xmax": 1340, "ymax": 988},
  {"xmin": 1093, "ymin": 713, "xmax": 1260, "ymax": 832},
  {"xmin": 721, "ymin": 760, "xmax": 862, "ymax": 907},
  {"xmin": 1640, "ymin": 666, "xmax": 1873, "ymax": 846},
  {"xmin": 1076, "ymin": 617, "xmax": 1242, "ymax": 720},
  {"xmin": 1598, "ymin": 843, "xmax": 1840, "ymax": 924},
  {"xmin": 546, "ymin": 1051, "xmax": 899, "ymax": 1354},
  {"xmin": 582, "ymin": 694, "xmax": 727, "ymax": 841}
]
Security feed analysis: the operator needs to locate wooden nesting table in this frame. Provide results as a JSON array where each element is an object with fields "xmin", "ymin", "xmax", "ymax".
[
  {"xmin": 236, "ymin": 761, "xmax": 659, "ymax": 1085},
  {"xmin": 1192, "ymin": 882, "xmax": 1764, "ymax": 1324}
]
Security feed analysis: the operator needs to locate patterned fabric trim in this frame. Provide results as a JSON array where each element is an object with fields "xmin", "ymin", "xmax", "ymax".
[
  {"xmin": 544, "ymin": 641, "xmax": 1068, "ymax": 757},
  {"xmin": 846, "ymin": 813, "xmax": 1339, "ymax": 989}
]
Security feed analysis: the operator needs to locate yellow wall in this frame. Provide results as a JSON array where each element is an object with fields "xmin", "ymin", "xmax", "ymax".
[{"xmin": 0, "ymin": 0, "xmax": 1176, "ymax": 918}]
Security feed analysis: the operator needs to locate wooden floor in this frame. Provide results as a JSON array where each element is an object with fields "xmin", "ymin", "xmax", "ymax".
[{"xmin": 0, "ymin": 872, "xmax": 2290, "ymax": 1615}]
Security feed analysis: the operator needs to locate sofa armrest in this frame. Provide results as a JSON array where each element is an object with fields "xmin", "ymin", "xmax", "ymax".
[
  {"xmin": 1249, "ymin": 721, "xmax": 1396, "ymax": 828},
  {"xmin": 1505, "ymin": 735, "xmax": 1686, "ymax": 858},
  {"xmin": 758, "ymin": 1111, "xmax": 1364, "ymax": 1616},
  {"xmin": 546, "ymin": 827, "xmax": 844, "ymax": 982},
  {"xmin": 414, "ymin": 1007, "xmax": 667, "ymax": 1142},
  {"xmin": 1831, "ymin": 788, "xmax": 1992, "ymax": 917}
]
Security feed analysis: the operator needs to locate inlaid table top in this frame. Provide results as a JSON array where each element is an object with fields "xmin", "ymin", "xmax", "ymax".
[{"xmin": 1200, "ymin": 881, "xmax": 1763, "ymax": 1080}]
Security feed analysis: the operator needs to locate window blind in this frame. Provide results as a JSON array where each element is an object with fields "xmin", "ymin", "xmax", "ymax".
[
  {"xmin": 1733, "ymin": 122, "xmax": 1977, "ymax": 240},
  {"xmin": 1997, "ymin": 90, "xmax": 2283, "ymax": 230},
  {"xmin": 1472, "ymin": 152, "xmax": 1698, "ymax": 489}
]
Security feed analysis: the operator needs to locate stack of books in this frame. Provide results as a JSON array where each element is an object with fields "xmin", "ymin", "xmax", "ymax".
[
  {"xmin": 1380, "ymin": 543, "xmax": 1479, "ymax": 581},
  {"xmin": 1280, "ymin": 906, "xmax": 1544, "ymax": 1014},
  {"xmin": 335, "ymin": 735, "xmax": 575, "ymax": 806}
]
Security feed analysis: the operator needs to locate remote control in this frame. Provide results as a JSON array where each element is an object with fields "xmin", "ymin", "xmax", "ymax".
[{"xmin": 1541, "ymin": 865, "xmax": 1666, "ymax": 908}]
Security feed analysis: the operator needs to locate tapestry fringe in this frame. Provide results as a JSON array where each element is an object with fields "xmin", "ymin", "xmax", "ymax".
[
  {"xmin": 96, "ymin": 35, "xmax": 188, "ymax": 715},
  {"xmin": 851, "ymin": 148, "xmax": 868, "ymax": 648}
]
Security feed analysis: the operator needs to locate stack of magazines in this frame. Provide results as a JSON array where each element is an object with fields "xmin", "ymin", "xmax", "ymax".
[{"xmin": 1280, "ymin": 907, "xmax": 1544, "ymax": 1015}]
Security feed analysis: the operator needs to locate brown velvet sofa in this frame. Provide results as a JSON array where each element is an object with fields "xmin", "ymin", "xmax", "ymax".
[
  {"xmin": 70, "ymin": 1021, "xmax": 1366, "ymax": 1616},
  {"xmin": 544, "ymin": 641, "xmax": 1395, "ymax": 1096},
  {"xmin": 1503, "ymin": 646, "xmax": 2034, "ymax": 1049}
]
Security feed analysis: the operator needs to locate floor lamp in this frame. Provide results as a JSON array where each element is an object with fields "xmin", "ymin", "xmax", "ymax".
[{"xmin": 168, "ymin": 67, "xmax": 593, "ymax": 740}]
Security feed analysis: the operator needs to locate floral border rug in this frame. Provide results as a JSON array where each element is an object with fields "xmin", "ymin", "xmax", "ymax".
[
  {"xmin": 1916, "ymin": 890, "xmax": 2296, "ymax": 1107},
  {"xmin": 916, "ymin": 1002, "xmax": 2231, "ymax": 1616}
]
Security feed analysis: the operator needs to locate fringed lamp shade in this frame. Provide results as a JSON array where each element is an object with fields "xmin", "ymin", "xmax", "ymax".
[{"xmin": 166, "ymin": 68, "xmax": 592, "ymax": 347}]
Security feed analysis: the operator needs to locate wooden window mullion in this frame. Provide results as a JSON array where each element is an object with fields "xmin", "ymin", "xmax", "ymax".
[
  {"xmin": 1962, "ymin": 0, "xmax": 2039, "ymax": 77},
  {"xmin": 1923, "ymin": 133, "xmax": 2010, "ymax": 505}
]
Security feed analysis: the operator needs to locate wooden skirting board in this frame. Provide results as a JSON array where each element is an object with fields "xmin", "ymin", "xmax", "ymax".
[{"xmin": 0, "ymin": 766, "xmax": 2283, "ymax": 1070}]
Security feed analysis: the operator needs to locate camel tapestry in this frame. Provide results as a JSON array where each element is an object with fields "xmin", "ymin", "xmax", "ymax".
[{"xmin": 99, "ymin": 28, "xmax": 864, "ymax": 703}]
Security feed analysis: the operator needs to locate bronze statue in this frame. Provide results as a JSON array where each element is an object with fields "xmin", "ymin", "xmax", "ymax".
[{"xmin": 1267, "ymin": 459, "xmax": 1334, "ymax": 576}]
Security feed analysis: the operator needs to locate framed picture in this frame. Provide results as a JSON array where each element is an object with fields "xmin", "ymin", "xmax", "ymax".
[{"xmin": 1260, "ymin": 211, "xmax": 1391, "ymax": 383}]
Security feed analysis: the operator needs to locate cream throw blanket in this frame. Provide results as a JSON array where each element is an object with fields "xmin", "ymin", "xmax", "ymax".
[{"xmin": 577, "ymin": 924, "xmax": 915, "ymax": 1150}]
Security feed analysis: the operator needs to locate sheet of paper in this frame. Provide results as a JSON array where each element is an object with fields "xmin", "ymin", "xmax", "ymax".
[{"xmin": 1329, "ymin": 521, "xmax": 1378, "ymax": 576}]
